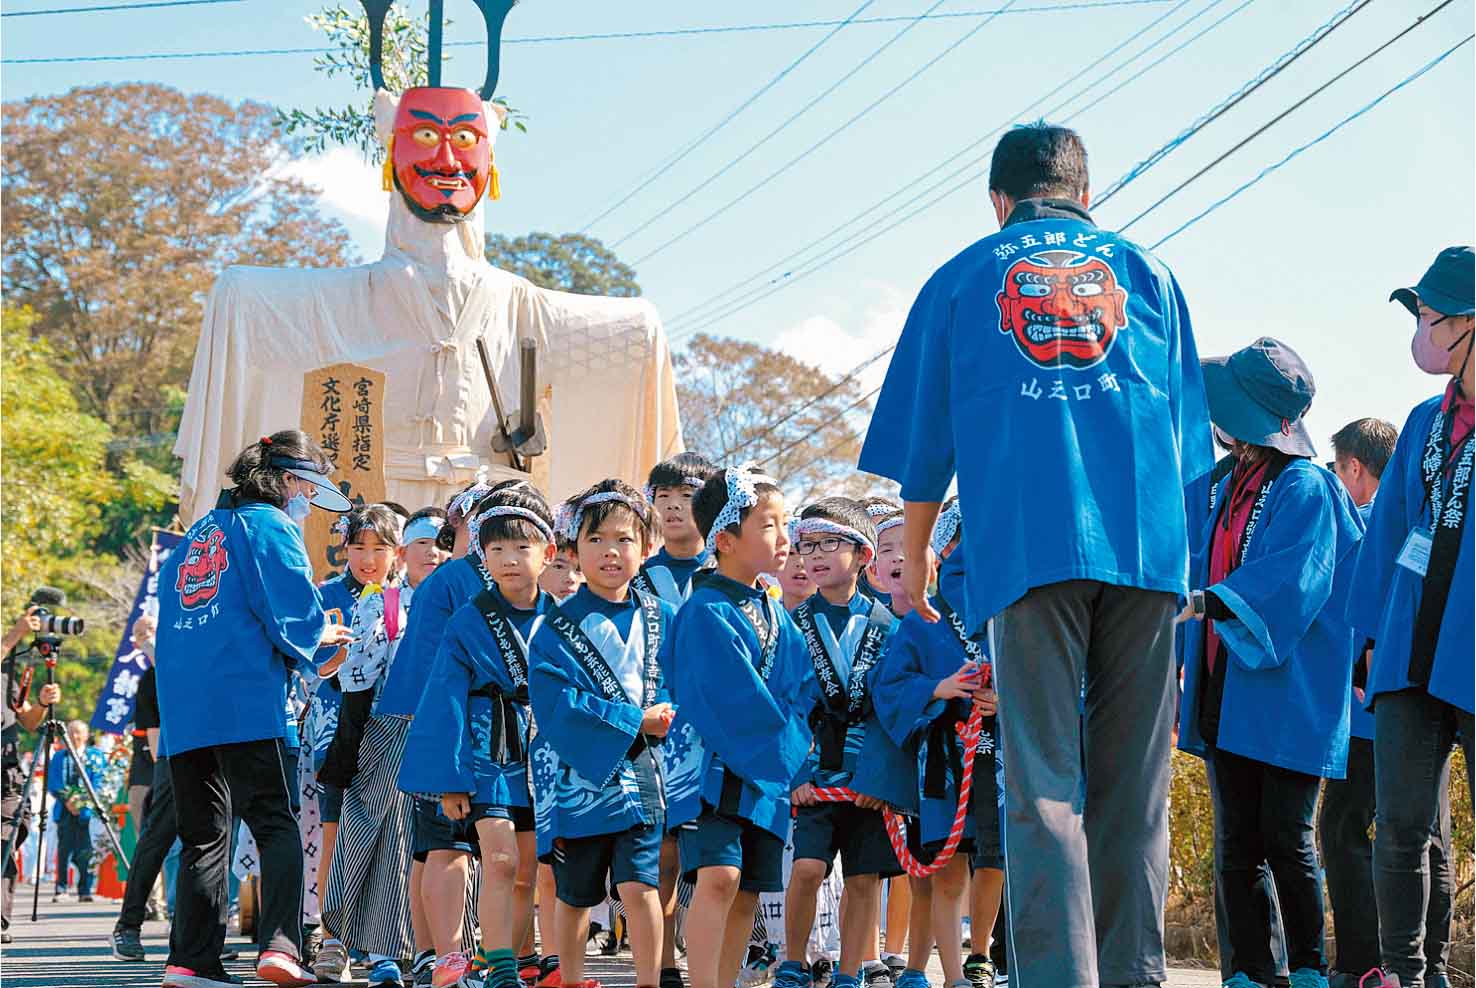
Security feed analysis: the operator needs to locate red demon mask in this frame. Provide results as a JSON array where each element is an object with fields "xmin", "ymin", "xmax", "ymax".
[
  {"xmin": 176, "ymin": 523, "xmax": 229, "ymax": 610},
  {"xmin": 390, "ymin": 87, "xmax": 494, "ymax": 223},
  {"xmin": 996, "ymin": 250, "xmax": 1128, "ymax": 370}
]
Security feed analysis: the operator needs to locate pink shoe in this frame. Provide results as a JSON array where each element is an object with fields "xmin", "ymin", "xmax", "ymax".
[
  {"xmin": 256, "ymin": 950, "xmax": 315, "ymax": 987},
  {"xmin": 434, "ymin": 952, "xmax": 473, "ymax": 988},
  {"xmin": 1358, "ymin": 971, "xmax": 1400, "ymax": 988},
  {"xmin": 162, "ymin": 965, "xmax": 239, "ymax": 988}
]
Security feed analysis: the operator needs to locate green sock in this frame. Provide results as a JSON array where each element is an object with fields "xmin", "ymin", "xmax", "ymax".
[{"xmin": 488, "ymin": 948, "xmax": 518, "ymax": 988}]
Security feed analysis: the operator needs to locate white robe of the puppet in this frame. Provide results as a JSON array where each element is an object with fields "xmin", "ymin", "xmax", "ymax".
[{"xmin": 174, "ymin": 187, "xmax": 683, "ymax": 523}]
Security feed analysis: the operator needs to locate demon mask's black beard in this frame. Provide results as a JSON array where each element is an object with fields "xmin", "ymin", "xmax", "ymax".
[{"xmin": 393, "ymin": 170, "xmax": 474, "ymax": 225}]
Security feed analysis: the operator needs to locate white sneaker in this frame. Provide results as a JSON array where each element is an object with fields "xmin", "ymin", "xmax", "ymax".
[
  {"xmin": 992, "ymin": 975, "xmax": 1009, "ymax": 988},
  {"xmin": 312, "ymin": 939, "xmax": 353, "ymax": 983}
]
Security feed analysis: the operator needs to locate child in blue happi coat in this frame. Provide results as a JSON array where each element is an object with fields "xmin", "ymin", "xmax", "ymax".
[
  {"xmin": 1176, "ymin": 339, "xmax": 1364, "ymax": 988},
  {"xmin": 529, "ymin": 481, "xmax": 677, "ymax": 988},
  {"xmin": 777, "ymin": 521, "xmax": 815, "ymax": 613},
  {"xmin": 665, "ymin": 465, "xmax": 812, "ymax": 988},
  {"xmin": 776, "ymin": 498, "xmax": 901, "ymax": 988},
  {"xmin": 871, "ymin": 500, "xmax": 1003, "ymax": 988},
  {"xmin": 541, "ymin": 535, "xmax": 584, "ymax": 603},
  {"xmin": 401, "ymin": 485, "xmax": 559, "ymax": 988},
  {"xmin": 857, "ymin": 497, "xmax": 900, "ymax": 614}
]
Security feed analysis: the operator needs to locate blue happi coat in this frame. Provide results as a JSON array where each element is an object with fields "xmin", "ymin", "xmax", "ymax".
[
  {"xmin": 665, "ymin": 575, "xmax": 812, "ymax": 840},
  {"xmin": 304, "ymin": 573, "xmax": 363, "ymax": 770},
  {"xmin": 528, "ymin": 586, "xmax": 675, "ymax": 857},
  {"xmin": 634, "ymin": 547, "xmax": 710, "ymax": 608},
  {"xmin": 1178, "ymin": 457, "xmax": 1365, "ymax": 778},
  {"xmin": 155, "ymin": 500, "xmax": 327, "ymax": 757},
  {"xmin": 793, "ymin": 591, "xmax": 897, "ymax": 792},
  {"xmin": 376, "ymin": 554, "xmax": 486, "ymax": 716},
  {"xmin": 1344, "ymin": 502, "xmax": 1376, "ymax": 742},
  {"xmin": 398, "ymin": 586, "xmax": 551, "ymax": 807},
  {"xmin": 1348, "ymin": 395, "xmax": 1474, "ymax": 715},
  {"xmin": 871, "ymin": 548, "xmax": 997, "ymax": 844},
  {"xmin": 859, "ymin": 199, "xmax": 1213, "ymax": 634}
]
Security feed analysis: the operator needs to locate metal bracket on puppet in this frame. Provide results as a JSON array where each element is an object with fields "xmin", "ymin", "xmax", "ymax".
[{"xmin": 489, "ymin": 338, "xmax": 548, "ymax": 458}]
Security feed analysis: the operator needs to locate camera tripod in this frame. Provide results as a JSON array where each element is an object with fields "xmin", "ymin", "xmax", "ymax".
[{"xmin": 1, "ymin": 636, "xmax": 129, "ymax": 922}]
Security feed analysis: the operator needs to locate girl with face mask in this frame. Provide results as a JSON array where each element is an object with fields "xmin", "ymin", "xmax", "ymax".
[{"xmin": 155, "ymin": 430, "xmax": 353, "ymax": 988}]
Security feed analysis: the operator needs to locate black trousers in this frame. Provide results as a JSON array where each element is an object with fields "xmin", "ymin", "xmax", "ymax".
[
  {"xmin": 55, "ymin": 811, "xmax": 94, "ymax": 895},
  {"xmin": 117, "ymin": 756, "xmax": 177, "ymax": 933},
  {"xmin": 1208, "ymin": 748, "xmax": 1325, "ymax": 983},
  {"xmin": 168, "ymin": 738, "xmax": 304, "ymax": 972}
]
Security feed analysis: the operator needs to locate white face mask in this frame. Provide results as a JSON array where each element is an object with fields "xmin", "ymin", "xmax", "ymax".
[{"xmin": 285, "ymin": 492, "xmax": 312, "ymax": 524}]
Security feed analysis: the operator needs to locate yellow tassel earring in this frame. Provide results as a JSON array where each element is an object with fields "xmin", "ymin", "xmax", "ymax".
[
  {"xmin": 487, "ymin": 150, "xmax": 501, "ymax": 201},
  {"xmin": 382, "ymin": 137, "xmax": 395, "ymax": 192}
]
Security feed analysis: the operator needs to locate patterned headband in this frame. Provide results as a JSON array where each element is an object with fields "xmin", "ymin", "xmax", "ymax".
[
  {"xmin": 930, "ymin": 500, "xmax": 962, "ymax": 557},
  {"xmin": 563, "ymin": 490, "xmax": 649, "ymax": 542},
  {"xmin": 874, "ymin": 515, "xmax": 904, "ymax": 538},
  {"xmin": 643, "ymin": 475, "xmax": 706, "ymax": 502},
  {"xmin": 792, "ymin": 516, "xmax": 875, "ymax": 556},
  {"xmin": 450, "ymin": 483, "xmax": 493, "ymax": 522},
  {"xmin": 864, "ymin": 502, "xmax": 899, "ymax": 519},
  {"xmin": 705, "ymin": 464, "xmax": 778, "ymax": 554},
  {"xmin": 470, "ymin": 505, "xmax": 556, "ymax": 562}
]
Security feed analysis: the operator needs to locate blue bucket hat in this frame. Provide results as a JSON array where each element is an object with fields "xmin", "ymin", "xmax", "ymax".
[
  {"xmin": 1201, "ymin": 337, "xmax": 1317, "ymax": 458},
  {"xmin": 1390, "ymin": 246, "xmax": 1474, "ymax": 317}
]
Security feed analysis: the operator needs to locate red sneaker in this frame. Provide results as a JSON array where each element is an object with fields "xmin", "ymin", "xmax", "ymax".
[
  {"xmin": 433, "ymin": 953, "xmax": 473, "ymax": 988},
  {"xmin": 256, "ymin": 950, "xmax": 315, "ymax": 988}
]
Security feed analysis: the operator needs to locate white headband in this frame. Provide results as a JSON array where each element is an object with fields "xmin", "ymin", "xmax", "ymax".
[
  {"xmin": 792, "ymin": 516, "xmax": 874, "ymax": 556},
  {"xmin": 564, "ymin": 490, "xmax": 649, "ymax": 542},
  {"xmin": 704, "ymin": 465, "xmax": 778, "ymax": 555},
  {"xmin": 470, "ymin": 505, "xmax": 556, "ymax": 561},
  {"xmin": 875, "ymin": 515, "xmax": 904, "ymax": 538},
  {"xmin": 930, "ymin": 501, "xmax": 962, "ymax": 557},
  {"xmin": 402, "ymin": 516, "xmax": 441, "ymax": 545},
  {"xmin": 451, "ymin": 483, "xmax": 493, "ymax": 521},
  {"xmin": 643, "ymin": 475, "xmax": 705, "ymax": 502}
]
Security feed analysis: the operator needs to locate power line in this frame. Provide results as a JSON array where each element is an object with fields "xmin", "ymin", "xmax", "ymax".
[
  {"xmin": 625, "ymin": 0, "xmax": 1029, "ymax": 266},
  {"xmin": 756, "ymin": 384, "xmax": 884, "ymax": 468},
  {"xmin": 1092, "ymin": 0, "xmax": 1374, "ymax": 207},
  {"xmin": 0, "ymin": 0, "xmax": 1175, "ymax": 63},
  {"xmin": 2, "ymin": 0, "xmax": 238, "ymax": 17},
  {"xmin": 666, "ymin": 0, "xmax": 1244, "ymax": 339},
  {"xmin": 606, "ymin": 0, "xmax": 960, "ymax": 250},
  {"xmin": 1151, "ymin": 32, "xmax": 1474, "ymax": 248},
  {"xmin": 1119, "ymin": 0, "xmax": 1461, "ymax": 233},
  {"xmin": 577, "ymin": 0, "xmax": 878, "ymax": 235}
]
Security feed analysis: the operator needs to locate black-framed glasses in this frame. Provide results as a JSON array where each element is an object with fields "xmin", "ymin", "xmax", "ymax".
[{"xmin": 794, "ymin": 536, "xmax": 852, "ymax": 556}]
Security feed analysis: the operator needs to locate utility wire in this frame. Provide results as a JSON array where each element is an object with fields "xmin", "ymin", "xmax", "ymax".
[
  {"xmin": 667, "ymin": 0, "xmax": 1244, "ymax": 339},
  {"xmin": 2, "ymin": 0, "xmax": 237, "ymax": 16},
  {"xmin": 577, "ymin": 0, "xmax": 877, "ymax": 235},
  {"xmin": 756, "ymin": 385, "xmax": 884, "ymax": 468},
  {"xmin": 625, "ymin": 0, "xmax": 1028, "ymax": 265},
  {"xmin": 1, "ymin": 0, "xmax": 1174, "ymax": 61},
  {"xmin": 1092, "ymin": 0, "xmax": 1374, "ymax": 207},
  {"xmin": 1119, "ymin": 0, "xmax": 1461, "ymax": 232},
  {"xmin": 1151, "ymin": 32, "xmax": 1473, "ymax": 248}
]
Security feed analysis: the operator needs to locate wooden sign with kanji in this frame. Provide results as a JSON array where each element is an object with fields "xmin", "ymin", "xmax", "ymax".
[{"xmin": 300, "ymin": 363, "xmax": 387, "ymax": 582}]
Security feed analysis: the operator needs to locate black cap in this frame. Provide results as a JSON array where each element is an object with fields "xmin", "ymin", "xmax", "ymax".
[
  {"xmin": 1201, "ymin": 337, "xmax": 1317, "ymax": 458},
  {"xmin": 1390, "ymin": 246, "xmax": 1474, "ymax": 317}
]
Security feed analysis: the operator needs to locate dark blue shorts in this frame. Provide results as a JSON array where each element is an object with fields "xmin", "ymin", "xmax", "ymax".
[
  {"xmin": 969, "ymin": 749, "xmax": 1003, "ymax": 871},
  {"xmin": 318, "ymin": 783, "xmax": 344, "ymax": 825},
  {"xmin": 480, "ymin": 803, "xmax": 535, "ymax": 833},
  {"xmin": 792, "ymin": 801, "xmax": 902, "ymax": 878},
  {"xmin": 676, "ymin": 810, "xmax": 786, "ymax": 893},
  {"xmin": 551, "ymin": 823, "xmax": 663, "ymax": 908}
]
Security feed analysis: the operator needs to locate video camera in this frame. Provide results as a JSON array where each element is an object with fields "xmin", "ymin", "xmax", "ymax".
[{"xmin": 28, "ymin": 587, "xmax": 84, "ymax": 637}]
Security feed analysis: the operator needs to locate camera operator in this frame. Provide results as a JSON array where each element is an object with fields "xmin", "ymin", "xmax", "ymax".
[{"xmin": 2, "ymin": 606, "xmax": 63, "ymax": 943}]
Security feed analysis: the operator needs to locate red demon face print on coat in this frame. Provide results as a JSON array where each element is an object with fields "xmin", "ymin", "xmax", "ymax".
[
  {"xmin": 390, "ymin": 87, "xmax": 495, "ymax": 223},
  {"xmin": 176, "ymin": 521, "xmax": 230, "ymax": 609},
  {"xmin": 996, "ymin": 250, "xmax": 1129, "ymax": 370}
]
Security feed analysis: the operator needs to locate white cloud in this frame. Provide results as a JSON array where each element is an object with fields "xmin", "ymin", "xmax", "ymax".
[
  {"xmin": 772, "ymin": 280, "xmax": 908, "ymax": 395},
  {"xmin": 276, "ymin": 147, "xmax": 389, "ymax": 260}
]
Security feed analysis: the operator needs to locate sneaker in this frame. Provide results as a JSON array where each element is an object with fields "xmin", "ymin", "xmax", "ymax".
[
  {"xmin": 314, "ymin": 939, "xmax": 353, "ymax": 983},
  {"xmin": 368, "ymin": 958, "xmax": 405, "ymax": 987},
  {"xmin": 1289, "ymin": 971, "xmax": 1329, "ymax": 988},
  {"xmin": 739, "ymin": 944, "xmax": 777, "ymax": 988},
  {"xmin": 1357, "ymin": 974, "xmax": 1400, "ymax": 988},
  {"xmin": 411, "ymin": 949, "xmax": 437, "ymax": 978},
  {"xmin": 883, "ymin": 957, "xmax": 907, "ymax": 981},
  {"xmin": 991, "ymin": 975, "xmax": 1008, "ymax": 988},
  {"xmin": 862, "ymin": 962, "xmax": 895, "ymax": 988},
  {"xmin": 433, "ymin": 953, "xmax": 473, "ymax": 988},
  {"xmin": 896, "ymin": 971, "xmax": 929, "ymax": 988},
  {"xmin": 1, "ymin": 930, "xmax": 11, "ymax": 945},
  {"xmin": 51, "ymin": 891, "xmax": 73, "ymax": 902},
  {"xmin": 162, "ymin": 965, "xmax": 244, "ymax": 988},
  {"xmin": 963, "ymin": 955, "xmax": 994, "ymax": 988},
  {"xmin": 535, "ymin": 956, "xmax": 562, "ymax": 988},
  {"xmin": 257, "ymin": 950, "xmax": 317, "ymax": 987},
  {"xmin": 1222, "ymin": 976, "xmax": 1266, "ymax": 988},
  {"xmin": 521, "ymin": 957, "xmax": 545, "ymax": 987},
  {"xmin": 811, "ymin": 959, "xmax": 834, "ymax": 988},
  {"xmin": 111, "ymin": 926, "xmax": 146, "ymax": 961},
  {"xmin": 220, "ymin": 945, "xmax": 240, "ymax": 962},
  {"xmin": 661, "ymin": 967, "xmax": 686, "ymax": 988},
  {"xmin": 79, "ymin": 893, "xmax": 95, "ymax": 903},
  {"xmin": 775, "ymin": 960, "xmax": 812, "ymax": 988},
  {"xmin": 147, "ymin": 901, "xmax": 169, "ymax": 922}
]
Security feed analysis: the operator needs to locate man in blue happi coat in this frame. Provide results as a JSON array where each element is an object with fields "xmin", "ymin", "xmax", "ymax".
[{"xmin": 859, "ymin": 122, "xmax": 1212, "ymax": 988}]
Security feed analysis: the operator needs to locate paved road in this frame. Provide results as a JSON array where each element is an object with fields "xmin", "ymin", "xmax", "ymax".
[{"xmin": 1, "ymin": 885, "xmax": 1222, "ymax": 988}]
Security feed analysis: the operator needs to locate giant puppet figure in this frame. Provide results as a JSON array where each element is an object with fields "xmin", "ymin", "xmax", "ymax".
[{"xmin": 174, "ymin": 0, "xmax": 683, "ymax": 524}]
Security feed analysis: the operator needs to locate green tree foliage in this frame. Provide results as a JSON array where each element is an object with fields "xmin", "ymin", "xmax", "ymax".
[
  {"xmin": 1, "ymin": 83, "xmax": 358, "ymax": 434},
  {"xmin": 278, "ymin": 2, "xmax": 525, "ymax": 160},
  {"xmin": 485, "ymin": 232, "xmax": 641, "ymax": 297}
]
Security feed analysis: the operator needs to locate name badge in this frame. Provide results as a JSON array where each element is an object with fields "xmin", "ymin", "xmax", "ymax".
[{"xmin": 1396, "ymin": 529, "xmax": 1433, "ymax": 578}]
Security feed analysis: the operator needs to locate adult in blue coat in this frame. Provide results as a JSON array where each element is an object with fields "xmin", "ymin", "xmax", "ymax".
[
  {"xmin": 1177, "ymin": 340, "xmax": 1364, "ymax": 988},
  {"xmin": 155, "ymin": 430, "xmax": 352, "ymax": 988},
  {"xmin": 1348, "ymin": 247, "xmax": 1474, "ymax": 988}
]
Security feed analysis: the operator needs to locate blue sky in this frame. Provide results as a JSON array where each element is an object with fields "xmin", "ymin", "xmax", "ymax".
[{"xmin": 4, "ymin": 0, "xmax": 1474, "ymax": 459}]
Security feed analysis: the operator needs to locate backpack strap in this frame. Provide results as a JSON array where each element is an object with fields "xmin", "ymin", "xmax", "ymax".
[{"xmin": 384, "ymin": 586, "xmax": 402, "ymax": 641}]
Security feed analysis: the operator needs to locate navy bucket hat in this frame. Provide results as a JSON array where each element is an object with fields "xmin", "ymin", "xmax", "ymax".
[
  {"xmin": 1201, "ymin": 337, "xmax": 1317, "ymax": 458},
  {"xmin": 1390, "ymin": 246, "xmax": 1474, "ymax": 317}
]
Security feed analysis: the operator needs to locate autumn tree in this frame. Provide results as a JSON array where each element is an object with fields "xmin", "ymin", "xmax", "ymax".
[
  {"xmin": 1, "ymin": 83, "xmax": 358, "ymax": 434},
  {"xmin": 674, "ymin": 334, "xmax": 893, "ymax": 502},
  {"xmin": 485, "ymin": 232, "xmax": 640, "ymax": 297}
]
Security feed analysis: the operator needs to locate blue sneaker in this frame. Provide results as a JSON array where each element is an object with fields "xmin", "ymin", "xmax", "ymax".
[
  {"xmin": 1288, "ymin": 971, "xmax": 1329, "ymax": 988},
  {"xmin": 896, "ymin": 971, "xmax": 929, "ymax": 988},
  {"xmin": 368, "ymin": 957, "xmax": 404, "ymax": 987},
  {"xmin": 775, "ymin": 961, "xmax": 812, "ymax": 988},
  {"xmin": 1222, "ymin": 976, "xmax": 1265, "ymax": 988}
]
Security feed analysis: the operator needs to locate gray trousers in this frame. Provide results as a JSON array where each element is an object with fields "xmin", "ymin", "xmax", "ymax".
[{"xmin": 991, "ymin": 580, "xmax": 1177, "ymax": 988}]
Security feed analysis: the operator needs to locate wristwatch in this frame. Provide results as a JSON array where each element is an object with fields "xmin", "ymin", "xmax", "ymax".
[{"xmin": 1189, "ymin": 589, "xmax": 1206, "ymax": 620}]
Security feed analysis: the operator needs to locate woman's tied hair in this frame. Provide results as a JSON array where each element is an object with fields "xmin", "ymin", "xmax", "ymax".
[
  {"xmin": 226, "ymin": 429, "xmax": 332, "ymax": 508},
  {"xmin": 561, "ymin": 479, "xmax": 654, "ymax": 547},
  {"xmin": 692, "ymin": 464, "xmax": 781, "ymax": 556}
]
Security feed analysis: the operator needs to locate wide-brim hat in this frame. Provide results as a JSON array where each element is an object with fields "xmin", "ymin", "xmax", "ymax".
[
  {"xmin": 269, "ymin": 455, "xmax": 353, "ymax": 512},
  {"xmin": 1390, "ymin": 245, "xmax": 1474, "ymax": 317},
  {"xmin": 1201, "ymin": 337, "xmax": 1317, "ymax": 458}
]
